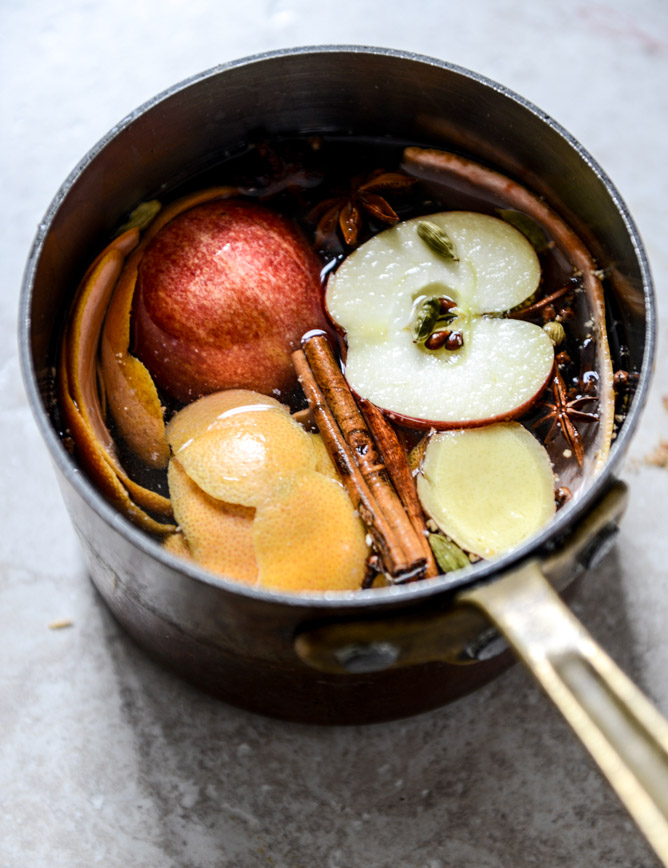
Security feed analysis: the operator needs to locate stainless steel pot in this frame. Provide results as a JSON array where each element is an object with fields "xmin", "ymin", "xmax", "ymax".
[{"xmin": 19, "ymin": 47, "xmax": 668, "ymax": 862}]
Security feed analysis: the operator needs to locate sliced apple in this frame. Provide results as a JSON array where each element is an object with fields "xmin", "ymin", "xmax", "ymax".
[
  {"xmin": 326, "ymin": 211, "xmax": 555, "ymax": 427},
  {"xmin": 416, "ymin": 422, "xmax": 556, "ymax": 559}
]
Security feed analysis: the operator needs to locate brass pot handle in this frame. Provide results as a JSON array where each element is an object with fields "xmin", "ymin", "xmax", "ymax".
[{"xmin": 461, "ymin": 561, "xmax": 668, "ymax": 867}]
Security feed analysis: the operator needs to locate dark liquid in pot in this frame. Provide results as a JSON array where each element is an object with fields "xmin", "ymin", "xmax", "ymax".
[{"xmin": 56, "ymin": 134, "xmax": 624, "ymax": 578}]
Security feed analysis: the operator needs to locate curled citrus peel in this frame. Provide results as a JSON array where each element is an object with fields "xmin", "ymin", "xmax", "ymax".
[
  {"xmin": 60, "ymin": 233, "xmax": 173, "ymax": 528},
  {"xmin": 175, "ymin": 406, "xmax": 317, "ymax": 507},
  {"xmin": 165, "ymin": 390, "xmax": 369, "ymax": 592},
  {"xmin": 165, "ymin": 389, "xmax": 284, "ymax": 453},
  {"xmin": 162, "ymin": 529, "xmax": 191, "ymax": 560},
  {"xmin": 59, "ymin": 334, "xmax": 174, "ymax": 534},
  {"xmin": 253, "ymin": 472, "xmax": 368, "ymax": 592},
  {"xmin": 310, "ymin": 431, "xmax": 338, "ymax": 479},
  {"xmin": 67, "ymin": 248, "xmax": 125, "ymax": 457}
]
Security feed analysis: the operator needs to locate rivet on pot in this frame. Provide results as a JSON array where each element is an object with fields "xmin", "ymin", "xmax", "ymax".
[
  {"xmin": 462, "ymin": 627, "xmax": 510, "ymax": 663},
  {"xmin": 334, "ymin": 641, "xmax": 400, "ymax": 673}
]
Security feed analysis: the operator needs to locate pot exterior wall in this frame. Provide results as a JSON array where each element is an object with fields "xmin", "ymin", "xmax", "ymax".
[{"xmin": 57, "ymin": 462, "xmax": 514, "ymax": 724}]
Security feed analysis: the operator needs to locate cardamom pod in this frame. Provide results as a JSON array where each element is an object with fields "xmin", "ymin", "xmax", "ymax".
[
  {"xmin": 417, "ymin": 221, "xmax": 458, "ymax": 261},
  {"xmin": 411, "ymin": 296, "xmax": 442, "ymax": 343},
  {"xmin": 496, "ymin": 209, "xmax": 550, "ymax": 253},
  {"xmin": 543, "ymin": 320, "xmax": 566, "ymax": 346},
  {"xmin": 428, "ymin": 533, "xmax": 471, "ymax": 573}
]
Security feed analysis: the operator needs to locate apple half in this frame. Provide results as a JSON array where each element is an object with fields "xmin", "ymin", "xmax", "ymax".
[
  {"xmin": 325, "ymin": 211, "xmax": 555, "ymax": 427},
  {"xmin": 417, "ymin": 422, "xmax": 556, "ymax": 559}
]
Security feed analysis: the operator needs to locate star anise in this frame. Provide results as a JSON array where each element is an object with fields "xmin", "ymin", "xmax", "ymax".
[
  {"xmin": 240, "ymin": 140, "xmax": 324, "ymax": 201},
  {"xmin": 308, "ymin": 168, "xmax": 416, "ymax": 248},
  {"xmin": 533, "ymin": 368, "xmax": 599, "ymax": 468}
]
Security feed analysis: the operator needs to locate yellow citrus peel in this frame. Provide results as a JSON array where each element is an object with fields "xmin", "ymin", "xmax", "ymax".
[
  {"xmin": 60, "ymin": 237, "xmax": 173, "ymax": 525},
  {"xmin": 168, "ymin": 459, "xmax": 258, "ymax": 585},
  {"xmin": 165, "ymin": 389, "xmax": 284, "ymax": 453},
  {"xmin": 166, "ymin": 390, "xmax": 369, "ymax": 592},
  {"xmin": 175, "ymin": 405, "xmax": 316, "ymax": 507},
  {"xmin": 253, "ymin": 472, "xmax": 368, "ymax": 592}
]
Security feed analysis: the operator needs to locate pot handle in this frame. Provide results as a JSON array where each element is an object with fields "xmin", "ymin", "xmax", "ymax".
[{"xmin": 460, "ymin": 561, "xmax": 668, "ymax": 867}]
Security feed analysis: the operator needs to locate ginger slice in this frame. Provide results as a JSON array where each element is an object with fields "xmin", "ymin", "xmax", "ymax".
[
  {"xmin": 417, "ymin": 422, "xmax": 555, "ymax": 559},
  {"xmin": 175, "ymin": 405, "xmax": 316, "ymax": 508},
  {"xmin": 165, "ymin": 389, "xmax": 284, "ymax": 453},
  {"xmin": 100, "ymin": 186, "xmax": 239, "ymax": 469},
  {"xmin": 253, "ymin": 472, "xmax": 369, "ymax": 592},
  {"xmin": 168, "ymin": 459, "xmax": 257, "ymax": 585}
]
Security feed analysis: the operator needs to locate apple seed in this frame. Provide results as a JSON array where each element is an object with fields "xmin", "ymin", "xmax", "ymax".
[{"xmin": 424, "ymin": 330, "xmax": 451, "ymax": 351}]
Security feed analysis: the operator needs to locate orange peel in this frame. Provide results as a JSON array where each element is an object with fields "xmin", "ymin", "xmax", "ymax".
[
  {"xmin": 165, "ymin": 389, "xmax": 284, "ymax": 453},
  {"xmin": 99, "ymin": 251, "xmax": 171, "ymax": 469},
  {"xmin": 162, "ymin": 530, "xmax": 192, "ymax": 561},
  {"xmin": 168, "ymin": 458, "xmax": 257, "ymax": 584},
  {"xmin": 253, "ymin": 472, "xmax": 369, "ymax": 592},
  {"xmin": 61, "ymin": 251, "xmax": 173, "ymax": 522},
  {"xmin": 175, "ymin": 405, "xmax": 317, "ymax": 507},
  {"xmin": 59, "ymin": 344, "xmax": 175, "ymax": 534},
  {"xmin": 163, "ymin": 391, "xmax": 368, "ymax": 590},
  {"xmin": 310, "ymin": 432, "xmax": 339, "ymax": 480},
  {"xmin": 67, "ymin": 248, "xmax": 125, "ymax": 457}
]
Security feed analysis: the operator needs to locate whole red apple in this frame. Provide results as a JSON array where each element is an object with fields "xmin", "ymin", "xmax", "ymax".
[{"xmin": 132, "ymin": 199, "xmax": 328, "ymax": 403}]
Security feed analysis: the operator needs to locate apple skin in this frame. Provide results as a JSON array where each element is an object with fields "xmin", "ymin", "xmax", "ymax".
[
  {"xmin": 360, "ymin": 389, "xmax": 553, "ymax": 431},
  {"xmin": 132, "ymin": 199, "xmax": 329, "ymax": 403}
]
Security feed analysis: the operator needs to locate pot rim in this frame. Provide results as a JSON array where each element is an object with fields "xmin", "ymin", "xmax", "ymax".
[{"xmin": 19, "ymin": 44, "xmax": 656, "ymax": 610}]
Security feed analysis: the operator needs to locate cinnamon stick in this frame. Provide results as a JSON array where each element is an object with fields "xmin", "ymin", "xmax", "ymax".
[
  {"xmin": 292, "ymin": 349, "xmax": 413, "ymax": 578},
  {"xmin": 297, "ymin": 333, "xmax": 427, "ymax": 581},
  {"xmin": 301, "ymin": 334, "xmax": 429, "ymax": 576},
  {"xmin": 360, "ymin": 399, "xmax": 439, "ymax": 578}
]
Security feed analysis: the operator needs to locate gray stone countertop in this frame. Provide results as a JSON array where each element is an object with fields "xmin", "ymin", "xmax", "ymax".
[{"xmin": 2, "ymin": 1, "xmax": 668, "ymax": 866}]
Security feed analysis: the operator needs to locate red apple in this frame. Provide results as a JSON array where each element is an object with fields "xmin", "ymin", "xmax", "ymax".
[{"xmin": 132, "ymin": 199, "xmax": 328, "ymax": 403}]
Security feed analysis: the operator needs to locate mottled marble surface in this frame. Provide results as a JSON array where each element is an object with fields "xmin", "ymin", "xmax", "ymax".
[{"xmin": 2, "ymin": 1, "xmax": 668, "ymax": 866}]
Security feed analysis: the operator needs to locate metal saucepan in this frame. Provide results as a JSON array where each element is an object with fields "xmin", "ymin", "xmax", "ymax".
[{"xmin": 19, "ymin": 47, "xmax": 668, "ymax": 863}]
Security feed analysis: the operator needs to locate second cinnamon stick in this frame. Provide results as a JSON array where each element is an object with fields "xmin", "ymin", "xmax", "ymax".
[{"xmin": 292, "ymin": 348, "xmax": 412, "ymax": 577}]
